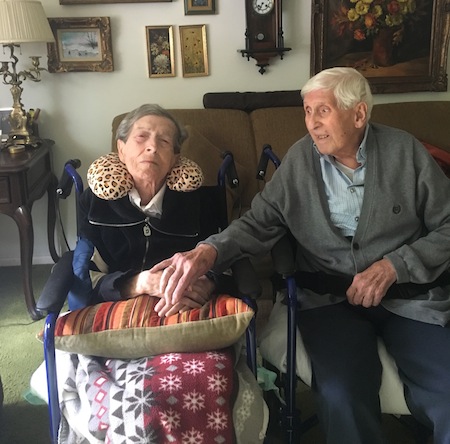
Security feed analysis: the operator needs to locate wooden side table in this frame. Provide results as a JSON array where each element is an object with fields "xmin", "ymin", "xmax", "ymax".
[{"xmin": 0, "ymin": 140, "xmax": 58, "ymax": 320}]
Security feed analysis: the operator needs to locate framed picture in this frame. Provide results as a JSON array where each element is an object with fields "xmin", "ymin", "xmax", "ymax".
[
  {"xmin": 179, "ymin": 25, "xmax": 209, "ymax": 77},
  {"xmin": 311, "ymin": 0, "xmax": 450, "ymax": 93},
  {"xmin": 184, "ymin": 0, "xmax": 215, "ymax": 15},
  {"xmin": 146, "ymin": 26, "xmax": 175, "ymax": 78},
  {"xmin": 47, "ymin": 17, "xmax": 114, "ymax": 73},
  {"xmin": 60, "ymin": 0, "xmax": 171, "ymax": 5},
  {"xmin": 0, "ymin": 108, "xmax": 12, "ymax": 142}
]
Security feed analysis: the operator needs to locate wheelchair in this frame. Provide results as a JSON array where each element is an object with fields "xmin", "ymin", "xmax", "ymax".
[
  {"xmin": 256, "ymin": 144, "xmax": 435, "ymax": 444},
  {"xmin": 35, "ymin": 150, "xmax": 264, "ymax": 444}
]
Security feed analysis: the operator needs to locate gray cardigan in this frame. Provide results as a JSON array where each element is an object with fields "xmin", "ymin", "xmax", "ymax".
[{"xmin": 204, "ymin": 123, "xmax": 450, "ymax": 326}]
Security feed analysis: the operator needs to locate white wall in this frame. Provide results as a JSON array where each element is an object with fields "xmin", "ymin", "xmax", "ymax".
[{"xmin": 1, "ymin": 0, "xmax": 449, "ymax": 265}]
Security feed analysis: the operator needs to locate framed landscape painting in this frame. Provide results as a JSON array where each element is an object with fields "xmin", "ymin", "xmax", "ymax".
[{"xmin": 47, "ymin": 17, "xmax": 114, "ymax": 73}]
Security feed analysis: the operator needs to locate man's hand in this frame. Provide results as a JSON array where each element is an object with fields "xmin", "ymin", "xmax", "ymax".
[
  {"xmin": 154, "ymin": 275, "xmax": 215, "ymax": 317},
  {"xmin": 346, "ymin": 258, "xmax": 397, "ymax": 307},
  {"xmin": 150, "ymin": 243, "xmax": 218, "ymax": 305}
]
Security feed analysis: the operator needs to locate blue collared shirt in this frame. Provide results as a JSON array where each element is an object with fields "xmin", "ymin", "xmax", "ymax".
[{"xmin": 315, "ymin": 126, "xmax": 368, "ymax": 237}]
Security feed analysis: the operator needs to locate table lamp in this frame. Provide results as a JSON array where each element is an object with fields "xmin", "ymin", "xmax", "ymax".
[{"xmin": 0, "ymin": 0, "xmax": 54, "ymax": 152}]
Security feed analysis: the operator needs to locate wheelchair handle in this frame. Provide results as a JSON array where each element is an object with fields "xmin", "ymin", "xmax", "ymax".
[
  {"xmin": 56, "ymin": 159, "xmax": 82, "ymax": 199},
  {"xmin": 256, "ymin": 144, "xmax": 281, "ymax": 180},
  {"xmin": 219, "ymin": 151, "xmax": 239, "ymax": 189}
]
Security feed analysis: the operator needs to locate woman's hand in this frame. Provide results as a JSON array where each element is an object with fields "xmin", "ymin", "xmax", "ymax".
[
  {"xmin": 119, "ymin": 269, "xmax": 163, "ymax": 298},
  {"xmin": 154, "ymin": 275, "xmax": 215, "ymax": 317}
]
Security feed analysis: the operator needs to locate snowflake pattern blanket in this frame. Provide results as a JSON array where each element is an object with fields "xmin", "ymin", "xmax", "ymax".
[{"xmin": 58, "ymin": 348, "xmax": 240, "ymax": 443}]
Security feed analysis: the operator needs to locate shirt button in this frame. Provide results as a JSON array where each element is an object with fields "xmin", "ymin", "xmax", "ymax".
[
  {"xmin": 353, "ymin": 243, "xmax": 360, "ymax": 250},
  {"xmin": 355, "ymin": 216, "xmax": 359, "ymax": 222},
  {"xmin": 350, "ymin": 188, "xmax": 355, "ymax": 193}
]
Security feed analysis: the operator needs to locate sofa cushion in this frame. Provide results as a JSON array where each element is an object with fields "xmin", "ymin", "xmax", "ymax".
[
  {"xmin": 47, "ymin": 294, "xmax": 254, "ymax": 359},
  {"xmin": 371, "ymin": 102, "xmax": 450, "ymax": 152},
  {"xmin": 181, "ymin": 125, "xmax": 248, "ymax": 220},
  {"xmin": 203, "ymin": 90, "xmax": 302, "ymax": 111},
  {"xmin": 250, "ymin": 107, "xmax": 309, "ymax": 184},
  {"xmin": 421, "ymin": 141, "xmax": 450, "ymax": 177}
]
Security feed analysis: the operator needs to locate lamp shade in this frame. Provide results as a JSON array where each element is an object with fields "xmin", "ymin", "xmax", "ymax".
[{"xmin": 0, "ymin": 0, "xmax": 54, "ymax": 44}]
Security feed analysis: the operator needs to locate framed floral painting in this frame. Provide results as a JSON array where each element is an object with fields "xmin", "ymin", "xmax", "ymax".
[
  {"xmin": 146, "ymin": 26, "xmax": 175, "ymax": 77},
  {"xmin": 311, "ymin": 0, "xmax": 450, "ymax": 93},
  {"xmin": 179, "ymin": 25, "xmax": 209, "ymax": 77}
]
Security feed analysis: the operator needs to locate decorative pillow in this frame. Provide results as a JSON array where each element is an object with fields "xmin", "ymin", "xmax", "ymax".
[
  {"xmin": 181, "ymin": 125, "xmax": 247, "ymax": 221},
  {"xmin": 421, "ymin": 141, "xmax": 450, "ymax": 178},
  {"xmin": 87, "ymin": 152, "xmax": 204, "ymax": 200},
  {"xmin": 45, "ymin": 294, "xmax": 254, "ymax": 359}
]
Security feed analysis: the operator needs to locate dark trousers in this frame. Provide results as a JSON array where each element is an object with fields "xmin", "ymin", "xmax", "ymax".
[{"xmin": 297, "ymin": 302, "xmax": 450, "ymax": 444}]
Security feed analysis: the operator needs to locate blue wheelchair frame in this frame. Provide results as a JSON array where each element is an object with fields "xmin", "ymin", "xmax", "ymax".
[{"xmin": 37, "ymin": 153, "xmax": 260, "ymax": 444}]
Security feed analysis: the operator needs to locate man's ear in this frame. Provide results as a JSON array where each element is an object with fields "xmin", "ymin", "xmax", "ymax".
[{"xmin": 354, "ymin": 102, "xmax": 368, "ymax": 128}]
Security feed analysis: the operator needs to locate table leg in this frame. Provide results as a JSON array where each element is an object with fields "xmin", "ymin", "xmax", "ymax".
[
  {"xmin": 13, "ymin": 205, "xmax": 42, "ymax": 321},
  {"xmin": 47, "ymin": 174, "xmax": 59, "ymax": 263}
]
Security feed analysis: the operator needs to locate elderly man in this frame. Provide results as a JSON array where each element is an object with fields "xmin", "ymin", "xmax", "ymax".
[{"xmin": 154, "ymin": 67, "xmax": 450, "ymax": 443}]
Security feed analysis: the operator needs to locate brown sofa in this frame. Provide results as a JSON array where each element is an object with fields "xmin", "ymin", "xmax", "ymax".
[{"xmin": 111, "ymin": 100, "xmax": 450, "ymax": 305}]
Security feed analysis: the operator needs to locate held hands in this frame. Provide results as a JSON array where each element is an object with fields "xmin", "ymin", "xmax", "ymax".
[
  {"xmin": 150, "ymin": 243, "xmax": 218, "ymax": 307},
  {"xmin": 346, "ymin": 258, "xmax": 397, "ymax": 307},
  {"xmin": 154, "ymin": 275, "xmax": 215, "ymax": 317},
  {"xmin": 122, "ymin": 266, "xmax": 216, "ymax": 318}
]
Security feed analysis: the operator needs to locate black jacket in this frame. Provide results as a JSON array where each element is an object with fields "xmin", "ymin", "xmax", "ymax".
[{"xmin": 70, "ymin": 186, "xmax": 230, "ymax": 307}]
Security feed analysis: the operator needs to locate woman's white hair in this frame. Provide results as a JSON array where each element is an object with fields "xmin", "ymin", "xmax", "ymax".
[{"xmin": 301, "ymin": 67, "xmax": 373, "ymax": 119}]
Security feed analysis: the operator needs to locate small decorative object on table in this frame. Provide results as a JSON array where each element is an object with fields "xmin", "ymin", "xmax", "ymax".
[{"xmin": 0, "ymin": 0, "xmax": 54, "ymax": 152}]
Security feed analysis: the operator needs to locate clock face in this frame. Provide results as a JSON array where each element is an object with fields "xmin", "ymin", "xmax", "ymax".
[{"xmin": 252, "ymin": 0, "xmax": 274, "ymax": 15}]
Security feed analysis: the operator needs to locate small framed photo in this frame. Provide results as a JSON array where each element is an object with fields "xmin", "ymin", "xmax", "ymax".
[
  {"xmin": 179, "ymin": 25, "xmax": 209, "ymax": 77},
  {"xmin": 184, "ymin": 0, "xmax": 215, "ymax": 15},
  {"xmin": 0, "ymin": 108, "xmax": 12, "ymax": 142},
  {"xmin": 47, "ymin": 17, "xmax": 114, "ymax": 73},
  {"xmin": 146, "ymin": 26, "xmax": 175, "ymax": 78}
]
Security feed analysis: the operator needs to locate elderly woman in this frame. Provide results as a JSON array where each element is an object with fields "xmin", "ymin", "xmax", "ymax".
[
  {"xmin": 70, "ymin": 103, "xmax": 222, "ymax": 315},
  {"xmin": 32, "ymin": 104, "xmax": 267, "ymax": 444}
]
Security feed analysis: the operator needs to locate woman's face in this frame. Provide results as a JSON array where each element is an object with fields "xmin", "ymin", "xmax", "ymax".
[{"xmin": 117, "ymin": 114, "xmax": 179, "ymax": 185}]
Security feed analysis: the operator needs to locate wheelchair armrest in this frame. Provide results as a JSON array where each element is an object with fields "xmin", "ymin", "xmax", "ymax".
[
  {"xmin": 271, "ymin": 234, "xmax": 296, "ymax": 278},
  {"xmin": 230, "ymin": 257, "xmax": 262, "ymax": 300},
  {"xmin": 36, "ymin": 251, "xmax": 75, "ymax": 315}
]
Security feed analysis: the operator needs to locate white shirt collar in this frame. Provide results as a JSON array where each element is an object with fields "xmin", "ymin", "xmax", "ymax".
[{"xmin": 128, "ymin": 184, "xmax": 166, "ymax": 218}]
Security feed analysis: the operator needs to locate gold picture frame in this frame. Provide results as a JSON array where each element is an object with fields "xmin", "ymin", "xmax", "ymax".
[
  {"xmin": 179, "ymin": 25, "xmax": 209, "ymax": 77},
  {"xmin": 60, "ymin": 0, "xmax": 171, "ymax": 5},
  {"xmin": 146, "ymin": 26, "xmax": 175, "ymax": 78},
  {"xmin": 184, "ymin": 0, "xmax": 215, "ymax": 15},
  {"xmin": 311, "ymin": 0, "xmax": 450, "ymax": 94},
  {"xmin": 47, "ymin": 17, "xmax": 114, "ymax": 73}
]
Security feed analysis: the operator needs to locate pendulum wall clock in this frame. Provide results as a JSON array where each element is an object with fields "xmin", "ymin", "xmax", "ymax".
[{"xmin": 239, "ymin": 0, "xmax": 291, "ymax": 74}]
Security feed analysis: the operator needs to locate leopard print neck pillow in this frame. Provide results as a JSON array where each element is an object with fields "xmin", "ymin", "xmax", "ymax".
[{"xmin": 87, "ymin": 152, "xmax": 204, "ymax": 200}]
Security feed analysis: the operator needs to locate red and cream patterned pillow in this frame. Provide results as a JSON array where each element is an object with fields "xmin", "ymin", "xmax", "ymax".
[{"xmin": 48, "ymin": 294, "xmax": 254, "ymax": 358}]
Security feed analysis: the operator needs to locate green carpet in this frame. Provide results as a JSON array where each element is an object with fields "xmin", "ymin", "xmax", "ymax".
[
  {"xmin": 0, "ymin": 264, "xmax": 431, "ymax": 444},
  {"xmin": 0, "ymin": 264, "xmax": 53, "ymax": 444}
]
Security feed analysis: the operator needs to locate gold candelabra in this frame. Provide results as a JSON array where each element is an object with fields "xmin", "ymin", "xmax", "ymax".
[{"xmin": 1, "ymin": 43, "xmax": 45, "ymax": 151}]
